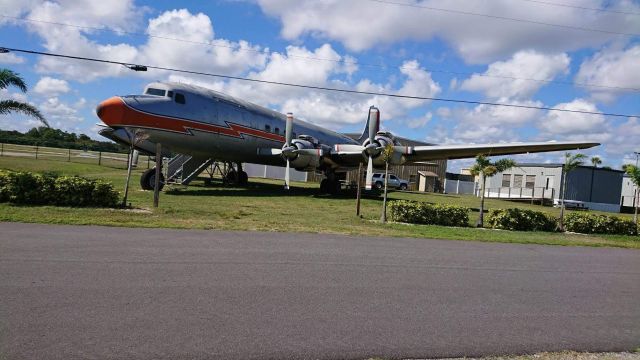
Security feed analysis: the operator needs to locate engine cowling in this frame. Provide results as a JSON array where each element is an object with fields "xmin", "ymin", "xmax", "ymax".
[
  {"xmin": 288, "ymin": 139, "xmax": 322, "ymax": 170},
  {"xmin": 362, "ymin": 132, "xmax": 407, "ymax": 166}
]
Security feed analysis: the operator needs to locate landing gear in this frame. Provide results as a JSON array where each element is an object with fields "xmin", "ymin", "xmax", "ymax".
[
  {"xmin": 223, "ymin": 162, "xmax": 248, "ymax": 186},
  {"xmin": 140, "ymin": 168, "xmax": 165, "ymax": 191},
  {"xmin": 319, "ymin": 172, "xmax": 343, "ymax": 195}
]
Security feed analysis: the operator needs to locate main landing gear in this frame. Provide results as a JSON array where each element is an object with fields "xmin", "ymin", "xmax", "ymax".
[
  {"xmin": 319, "ymin": 171, "xmax": 344, "ymax": 195},
  {"xmin": 222, "ymin": 162, "xmax": 248, "ymax": 186}
]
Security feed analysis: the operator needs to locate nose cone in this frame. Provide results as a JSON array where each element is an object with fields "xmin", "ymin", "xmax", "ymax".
[{"xmin": 96, "ymin": 96, "xmax": 126, "ymax": 126}]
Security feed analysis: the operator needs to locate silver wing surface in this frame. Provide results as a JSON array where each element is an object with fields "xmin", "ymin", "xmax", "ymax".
[{"xmin": 406, "ymin": 141, "xmax": 599, "ymax": 162}]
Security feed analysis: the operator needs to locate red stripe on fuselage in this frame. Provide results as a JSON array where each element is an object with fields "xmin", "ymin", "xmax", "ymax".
[{"xmin": 116, "ymin": 98, "xmax": 286, "ymax": 142}]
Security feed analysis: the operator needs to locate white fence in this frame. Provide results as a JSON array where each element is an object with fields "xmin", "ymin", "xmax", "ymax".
[{"xmin": 443, "ymin": 179, "xmax": 475, "ymax": 194}]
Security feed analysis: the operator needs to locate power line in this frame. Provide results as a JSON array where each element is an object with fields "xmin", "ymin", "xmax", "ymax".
[
  {"xmin": 518, "ymin": 0, "xmax": 640, "ymax": 16},
  {"xmin": 2, "ymin": 46, "xmax": 637, "ymax": 119},
  {"xmin": 2, "ymin": 15, "xmax": 638, "ymax": 92},
  {"xmin": 365, "ymin": 0, "xmax": 640, "ymax": 36}
]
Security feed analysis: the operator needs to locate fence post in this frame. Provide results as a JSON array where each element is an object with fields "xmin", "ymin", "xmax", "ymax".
[
  {"xmin": 0, "ymin": 143, "xmax": 3, "ymax": 156},
  {"xmin": 147, "ymin": 156, "xmax": 150, "ymax": 169},
  {"xmin": 35, "ymin": 145, "xmax": 38, "ymax": 159},
  {"xmin": 98, "ymin": 152, "xmax": 102, "ymax": 166},
  {"xmin": 68, "ymin": 148, "xmax": 71, "ymax": 162}
]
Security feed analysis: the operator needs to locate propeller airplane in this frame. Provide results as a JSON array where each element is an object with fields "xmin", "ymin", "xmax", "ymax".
[{"xmin": 96, "ymin": 82, "xmax": 599, "ymax": 193}]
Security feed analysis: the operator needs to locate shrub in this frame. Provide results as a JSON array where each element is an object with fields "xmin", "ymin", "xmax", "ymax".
[
  {"xmin": 486, "ymin": 208, "xmax": 557, "ymax": 232},
  {"xmin": 564, "ymin": 212, "xmax": 638, "ymax": 236},
  {"xmin": 389, "ymin": 200, "xmax": 469, "ymax": 227},
  {"xmin": 0, "ymin": 170, "xmax": 119, "ymax": 207}
]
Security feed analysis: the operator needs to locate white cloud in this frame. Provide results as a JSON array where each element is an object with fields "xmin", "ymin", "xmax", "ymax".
[
  {"xmin": 256, "ymin": 0, "xmax": 640, "ymax": 63},
  {"xmin": 538, "ymin": 98, "xmax": 608, "ymax": 138},
  {"xmin": 38, "ymin": 97, "xmax": 85, "ymax": 130},
  {"xmin": 575, "ymin": 44, "xmax": 640, "ymax": 102},
  {"xmin": 33, "ymin": 77, "xmax": 70, "ymax": 96},
  {"xmin": 460, "ymin": 51, "xmax": 569, "ymax": 99},
  {"xmin": 0, "ymin": 53, "xmax": 26, "ymax": 64}
]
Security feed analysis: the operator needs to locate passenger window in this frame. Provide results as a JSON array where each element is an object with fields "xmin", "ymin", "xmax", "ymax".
[
  {"xmin": 265, "ymin": 124, "xmax": 271, "ymax": 133},
  {"xmin": 167, "ymin": 91, "xmax": 174, "ymax": 98},
  {"xmin": 274, "ymin": 127, "xmax": 280, "ymax": 134},
  {"xmin": 175, "ymin": 93, "xmax": 186, "ymax": 104}
]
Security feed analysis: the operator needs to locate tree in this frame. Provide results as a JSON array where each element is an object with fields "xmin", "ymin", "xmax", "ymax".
[
  {"xmin": 469, "ymin": 155, "xmax": 516, "ymax": 227},
  {"xmin": 122, "ymin": 128, "xmax": 149, "ymax": 207},
  {"xmin": 624, "ymin": 164, "xmax": 640, "ymax": 225},
  {"xmin": 0, "ymin": 69, "xmax": 48, "ymax": 127},
  {"xmin": 591, "ymin": 156, "xmax": 602, "ymax": 168},
  {"xmin": 380, "ymin": 144, "xmax": 394, "ymax": 223},
  {"xmin": 558, "ymin": 152, "xmax": 586, "ymax": 231}
]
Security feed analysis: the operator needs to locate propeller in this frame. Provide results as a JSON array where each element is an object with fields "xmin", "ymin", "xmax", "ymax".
[
  {"xmin": 365, "ymin": 107, "xmax": 380, "ymax": 190},
  {"xmin": 284, "ymin": 112, "xmax": 293, "ymax": 190}
]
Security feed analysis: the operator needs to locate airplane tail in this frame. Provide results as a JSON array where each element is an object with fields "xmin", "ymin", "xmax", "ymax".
[{"xmin": 356, "ymin": 106, "xmax": 380, "ymax": 143}]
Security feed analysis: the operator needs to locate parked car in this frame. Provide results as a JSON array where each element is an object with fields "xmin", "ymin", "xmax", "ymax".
[{"xmin": 371, "ymin": 173, "xmax": 409, "ymax": 190}]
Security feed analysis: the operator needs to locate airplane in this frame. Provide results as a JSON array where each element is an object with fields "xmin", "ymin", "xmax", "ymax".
[{"xmin": 96, "ymin": 81, "xmax": 599, "ymax": 193}]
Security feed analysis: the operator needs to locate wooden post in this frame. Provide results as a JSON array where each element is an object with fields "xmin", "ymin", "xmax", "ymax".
[
  {"xmin": 35, "ymin": 145, "xmax": 38, "ymax": 159},
  {"xmin": 98, "ymin": 152, "xmax": 102, "ymax": 166},
  {"xmin": 356, "ymin": 163, "xmax": 362, "ymax": 216},
  {"xmin": 68, "ymin": 148, "xmax": 71, "ymax": 162},
  {"xmin": 153, "ymin": 143, "xmax": 161, "ymax": 208},
  {"xmin": 0, "ymin": 143, "xmax": 3, "ymax": 156}
]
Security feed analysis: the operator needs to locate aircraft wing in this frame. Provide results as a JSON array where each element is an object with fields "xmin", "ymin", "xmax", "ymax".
[{"xmin": 405, "ymin": 141, "xmax": 599, "ymax": 162}]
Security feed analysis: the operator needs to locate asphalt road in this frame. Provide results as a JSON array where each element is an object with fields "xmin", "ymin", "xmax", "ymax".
[{"xmin": 1, "ymin": 222, "xmax": 639, "ymax": 360}]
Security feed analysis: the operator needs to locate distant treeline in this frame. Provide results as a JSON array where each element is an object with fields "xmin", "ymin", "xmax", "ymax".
[{"xmin": 0, "ymin": 127, "xmax": 127, "ymax": 153}]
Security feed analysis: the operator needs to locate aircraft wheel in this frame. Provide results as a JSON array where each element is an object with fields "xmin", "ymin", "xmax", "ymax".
[
  {"xmin": 320, "ymin": 179, "xmax": 328, "ymax": 193},
  {"xmin": 328, "ymin": 180, "xmax": 341, "ymax": 195},
  {"xmin": 140, "ymin": 168, "xmax": 164, "ymax": 191},
  {"xmin": 238, "ymin": 171, "xmax": 248, "ymax": 186},
  {"xmin": 224, "ymin": 170, "xmax": 237, "ymax": 185}
]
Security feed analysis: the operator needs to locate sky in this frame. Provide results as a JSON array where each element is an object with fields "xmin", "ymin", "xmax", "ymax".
[{"xmin": 0, "ymin": 0, "xmax": 639, "ymax": 171}]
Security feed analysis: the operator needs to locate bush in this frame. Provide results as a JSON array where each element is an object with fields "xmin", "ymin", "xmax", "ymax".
[
  {"xmin": 0, "ymin": 170, "xmax": 119, "ymax": 207},
  {"xmin": 486, "ymin": 208, "xmax": 557, "ymax": 232},
  {"xmin": 389, "ymin": 200, "xmax": 469, "ymax": 227},
  {"xmin": 564, "ymin": 212, "xmax": 638, "ymax": 236}
]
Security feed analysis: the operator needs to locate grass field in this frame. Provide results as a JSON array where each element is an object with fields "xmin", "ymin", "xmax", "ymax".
[{"xmin": 0, "ymin": 155, "xmax": 638, "ymax": 249}]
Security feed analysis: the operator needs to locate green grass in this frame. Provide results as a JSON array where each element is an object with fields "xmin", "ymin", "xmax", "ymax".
[{"xmin": 0, "ymin": 156, "xmax": 638, "ymax": 249}]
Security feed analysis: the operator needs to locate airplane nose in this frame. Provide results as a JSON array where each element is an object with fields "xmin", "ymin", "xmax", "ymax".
[{"xmin": 96, "ymin": 96, "xmax": 126, "ymax": 126}]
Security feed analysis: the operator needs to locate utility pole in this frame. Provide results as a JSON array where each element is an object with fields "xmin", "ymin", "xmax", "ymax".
[{"xmin": 153, "ymin": 143, "xmax": 162, "ymax": 208}]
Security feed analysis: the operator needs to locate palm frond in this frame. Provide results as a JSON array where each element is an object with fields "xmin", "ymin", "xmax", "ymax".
[
  {"xmin": 0, "ymin": 69, "xmax": 28, "ymax": 92},
  {"xmin": 625, "ymin": 165, "xmax": 640, "ymax": 187},
  {"xmin": 0, "ymin": 100, "xmax": 49, "ymax": 127}
]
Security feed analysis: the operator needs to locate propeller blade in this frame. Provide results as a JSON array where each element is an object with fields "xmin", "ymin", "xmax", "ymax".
[
  {"xmin": 365, "ymin": 155, "xmax": 374, "ymax": 190},
  {"xmin": 368, "ymin": 106, "xmax": 379, "ymax": 144},
  {"xmin": 284, "ymin": 159, "xmax": 290, "ymax": 190},
  {"xmin": 257, "ymin": 148, "xmax": 282, "ymax": 156},
  {"xmin": 285, "ymin": 112, "xmax": 293, "ymax": 147}
]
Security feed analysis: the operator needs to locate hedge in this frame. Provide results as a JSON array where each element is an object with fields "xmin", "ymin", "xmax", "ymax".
[
  {"xmin": 389, "ymin": 200, "xmax": 469, "ymax": 227},
  {"xmin": 0, "ymin": 170, "xmax": 119, "ymax": 207},
  {"xmin": 486, "ymin": 208, "xmax": 557, "ymax": 232},
  {"xmin": 564, "ymin": 212, "xmax": 638, "ymax": 236}
]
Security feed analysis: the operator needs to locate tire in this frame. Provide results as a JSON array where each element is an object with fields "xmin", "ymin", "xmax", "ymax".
[
  {"xmin": 399, "ymin": 183, "xmax": 407, "ymax": 191},
  {"xmin": 328, "ymin": 180, "xmax": 341, "ymax": 195},
  {"xmin": 224, "ymin": 170, "xmax": 237, "ymax": 185},
  {"xmin": 375, "ymin": 181, "xmax": 384, "ymax": 190},
  {"xmin": 140, "ymin": 168, "xmax": 164, "ymax": 191},
  {"xmin": 320, "ymin": 179, "xmax": 328, "ymax": 194},
  {"xmin": 238, "ymin": 171, "xmax": 248, "ymax": 186}
]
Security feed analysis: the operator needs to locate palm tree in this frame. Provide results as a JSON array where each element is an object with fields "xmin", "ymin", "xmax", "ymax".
[
  {"xmin": 624, "ymin": 164, "xmax": 640, "ymax": 225},
  {"xmin": 558, "ymin": 152, "xmax": 586, "ymax": 231},
  {"xmin": 591, "ymin": 156, "xmax": 602, "ymax": 167},
  {"xmin": 0, "ymin": 69, "xmax": 48, "ymax": 127},
  {"xmin": 469, "ymin": 155, "xmax": 516, "ymax": 227},
  {"xmin": 380, "ymin": 143, "xmax": 394, "ymax": 223}
]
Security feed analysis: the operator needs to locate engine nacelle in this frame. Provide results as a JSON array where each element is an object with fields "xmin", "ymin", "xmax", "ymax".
[
  {"xmin": 362, "ymin": 133, "xmax": 407, "ymax": 166},
  {"xmin": 289, "ymin": 139, "xmax": 321, "ymax": 170}
]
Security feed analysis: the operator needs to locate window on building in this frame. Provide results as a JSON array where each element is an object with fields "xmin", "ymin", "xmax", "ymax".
[
  {"xmin": 513, "ymin": 174, "xmax": 523, "ymax": 188},
  {"xmin": 502, "ymin": 174, "xmax": 511, "ymax": 187},
  {"xmin": 525, "ymin": 175, "xmax": 536, "ymax": 189},
  {"xmin": 265, "ymin": 124, "xmax": 271, "ymax": 133},
  {"xmin": 145, "ymin": 88, "xmax": 166, "ymax": 96},
  {"xmin": 175, "ymin": 93, "xmax": 186, "ymax": 104}
]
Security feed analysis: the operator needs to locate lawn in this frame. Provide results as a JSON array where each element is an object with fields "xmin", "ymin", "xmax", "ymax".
[{"xmin": 0, "ymin": 156, "xmax": 638, "ymax": 249}]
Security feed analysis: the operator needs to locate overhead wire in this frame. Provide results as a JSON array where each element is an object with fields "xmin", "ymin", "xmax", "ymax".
[
  {"xmin": 1, "ymin": 14, "xmax": 638, "ymax": 92},
  {"xmin": 517, "ymin": 0, "xmax": 640, "ymax": 16},
  {"xmin": 2, "ymin": 46, "xmax": 637, "ymax": 119},
  {"xmin": 365, "ymin": 0, "xmax": 640, "ymax": 36}
]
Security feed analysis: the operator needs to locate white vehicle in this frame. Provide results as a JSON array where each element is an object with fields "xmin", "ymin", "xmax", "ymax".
[{"xmin": 371, "ymin": 173, "xmax": 409, "ymax": 190}]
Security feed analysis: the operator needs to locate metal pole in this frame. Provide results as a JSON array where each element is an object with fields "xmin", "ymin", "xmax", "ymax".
[
  {"xmin": 356, "ymin": 163, "xmax": 362, "ymax": 216},
  {"xmin": 153, "ymin": 143, "xmax": 161, "ymax": 208}
]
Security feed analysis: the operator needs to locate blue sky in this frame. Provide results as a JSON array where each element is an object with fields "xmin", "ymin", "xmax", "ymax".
[{"xmin": 1, "ymin": 0, "xmax": 639, "ymax": 170}]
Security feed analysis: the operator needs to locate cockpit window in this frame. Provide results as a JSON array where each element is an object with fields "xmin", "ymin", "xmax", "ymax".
[
  {"xmin": 145, "ymin": 88, "xmax": 166, "ymax": 96},
  {"xmin": 175, "ymin": 93, "xmax": 186, "ymax": 104}
]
